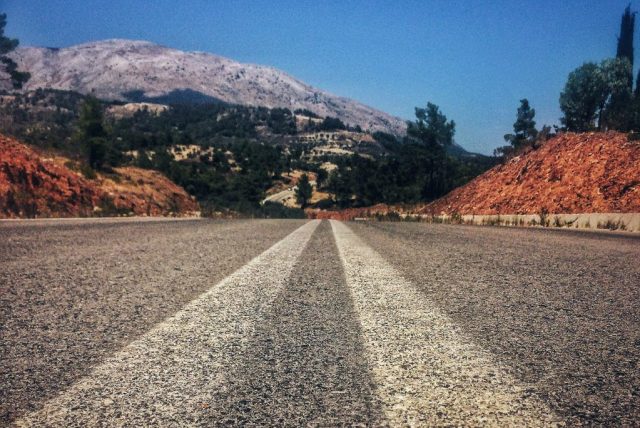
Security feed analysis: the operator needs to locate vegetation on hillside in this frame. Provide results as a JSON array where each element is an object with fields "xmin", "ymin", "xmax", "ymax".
[{"xmin": 0, "ymin": 86, "xmax": 494, "ymax": 216}]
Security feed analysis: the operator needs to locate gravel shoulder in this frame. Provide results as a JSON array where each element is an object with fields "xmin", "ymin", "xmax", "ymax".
[
  {"xmin": 349, "ymin": 221, "xmax": 640, "ymax": 426},
  {"xmin": 0, "ymin": 218, "xmax": 305, "ymax": 424}
]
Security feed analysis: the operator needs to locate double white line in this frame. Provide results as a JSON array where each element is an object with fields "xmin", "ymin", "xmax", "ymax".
[{"xmin": 19, "ymin": 219, "xmax": 559, "ymax": 426}]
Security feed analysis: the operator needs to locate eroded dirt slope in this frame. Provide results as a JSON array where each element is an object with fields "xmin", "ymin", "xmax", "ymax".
[
  {"xmin": 0, "ymin": 134, "xmax": 198, "ymax": 218},
  {"xmin": 422, "ymin": 132, "xmax": 640, "ymax": 215}
]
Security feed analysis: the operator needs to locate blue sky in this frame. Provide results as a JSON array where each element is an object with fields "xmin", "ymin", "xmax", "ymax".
[{"xmin": 1, "ymin": 0, "xmax": 635, "ymax": 154}]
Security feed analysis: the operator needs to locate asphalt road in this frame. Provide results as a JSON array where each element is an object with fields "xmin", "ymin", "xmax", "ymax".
[{"xmin": 1, "ymin": 218, "xmax": 638, "ymax": 426}]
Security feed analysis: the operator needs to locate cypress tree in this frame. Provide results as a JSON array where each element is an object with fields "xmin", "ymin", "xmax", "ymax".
[{"xmin": 617, "ymin": 5, "xmax": 636, "ymax": 90}]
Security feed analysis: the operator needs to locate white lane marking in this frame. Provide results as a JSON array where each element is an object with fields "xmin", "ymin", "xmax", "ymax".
[
  {"xmin": 330, "ymin": 220, "xmax": 561, "ymax": 427},
  {"xmin": 17, "ymin": 220, "xmax": 320, "ymax": 427}
]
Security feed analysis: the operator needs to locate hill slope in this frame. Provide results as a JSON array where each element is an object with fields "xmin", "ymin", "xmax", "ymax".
[
  {"xmin": 421, "ymin": 132, "xmax": 640, "ymax": 215},
  {"xmin": 0, "ymin": 134, "xmax": 199, "ymax": 218},
  {"xmin": 8, "ymin": 39, "xmax": 406, "ymax": 135}
]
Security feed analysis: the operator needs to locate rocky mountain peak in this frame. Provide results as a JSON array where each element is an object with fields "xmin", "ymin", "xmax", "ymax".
[{"xmin": 9, "ymin": 39, "xmax": 407, "ymax": 135}]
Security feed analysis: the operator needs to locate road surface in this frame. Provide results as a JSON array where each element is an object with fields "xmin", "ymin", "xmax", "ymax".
[{"xmin": 1, "ymin": 219, "xmax": 638, "ymax": 426}]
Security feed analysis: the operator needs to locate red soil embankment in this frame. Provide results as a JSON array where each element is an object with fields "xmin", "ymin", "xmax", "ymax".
[
  {"xmin": 0, "ymin": 134, "xmax": 199, "ymax": 218},
  {"xmin": 421, "ymin": 132, "xmax": 640, "ymax": 215}
]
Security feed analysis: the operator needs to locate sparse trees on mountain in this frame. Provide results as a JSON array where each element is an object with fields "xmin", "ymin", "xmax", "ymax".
[
  {"xmin": 0, "ymin": 13, "xmax": 30, "ymax": 89},
  {"xmin": 296, "ymin": 173, "xmax": 312, "ymax": 208}
]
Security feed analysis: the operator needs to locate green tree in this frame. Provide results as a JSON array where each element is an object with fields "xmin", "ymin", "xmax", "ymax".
[
  {"xmin": 601, "ymin": 58, "xmax": 633, "ymax": 130},
  {"xmin": 560, "ymin": 59, "xmax": 631, "ymax": 131},
  {"xmin": 617, "ymin": 5, "xmax": 635, "ymax": 90},
  {"xmin": 296, "ymin": 173, "xmax": 312, "ymax": 208},
  {"xmin": 407, "ymin": 102, "xmax": 455, "ymax": 148},
  {"xmin": 76, "ymin": 97, "xmax": 113, "ymax": 170},
  {"xmin": 504, "ymin": 99, "xmax": 538, "ymax": 149},
  {"xmin": 0, "ymin": 13, "xmax": 30, "ymax": 89}
]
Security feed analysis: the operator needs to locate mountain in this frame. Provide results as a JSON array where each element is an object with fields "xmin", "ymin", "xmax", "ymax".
[
  {"xmin": 0, "ymin": 134, "xmax": 199, "ymax": 218},
  {"xmin": 8, "ymin": 39, "xmax": 407, "ymax": 135},
  {"xmin": 420, "ymin": 132, "xmax": 640, "ymax": 215}
]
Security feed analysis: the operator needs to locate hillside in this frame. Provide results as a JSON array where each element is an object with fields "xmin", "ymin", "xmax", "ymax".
[
  {"xmin": 0, "ymin": 134, "xmax": 198, "ymax": 218},
  {"xmin": 8, "ymin": 39, "xmax": 406, "ymax": 135},
  {"xmin": 0, "ymin": 90, "xmax": 496, "ymax": 216},
  {"xmin": 421, "ymin": 132, "xmax": 640, "ymax": 215}
]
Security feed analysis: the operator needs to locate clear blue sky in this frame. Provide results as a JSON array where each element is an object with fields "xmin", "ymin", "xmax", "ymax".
[{"xmin": 1, "ymin": 0, "xmax": 635, "ymax": 154}]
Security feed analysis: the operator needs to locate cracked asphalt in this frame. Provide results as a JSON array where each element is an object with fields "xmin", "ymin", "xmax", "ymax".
[{"xmin": 1, "ymin": 218, "xmax": 639, "ymax": 426}]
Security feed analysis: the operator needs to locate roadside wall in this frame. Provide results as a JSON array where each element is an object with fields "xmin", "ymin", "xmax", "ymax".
[{"xmin": 417, "ymin": 213, "xmax": 640, "ymax": 233}]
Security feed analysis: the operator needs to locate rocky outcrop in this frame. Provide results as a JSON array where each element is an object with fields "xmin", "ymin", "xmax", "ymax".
[
  {"xmin": 10, "ymin": 39, "xmax": 406, "ymax": 135},
  {"xmin": 0, "ymin": 134, "xmax": 199, "ymax": 218}
]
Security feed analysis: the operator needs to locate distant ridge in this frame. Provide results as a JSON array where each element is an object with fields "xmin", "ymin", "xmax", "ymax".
[{"xmin": 9, "ymin": 39, "xmax": 407, "ymax": 135}]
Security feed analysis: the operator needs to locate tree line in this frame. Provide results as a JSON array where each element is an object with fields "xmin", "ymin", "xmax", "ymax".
[{"xmin": 496, "ymin": 5, "xmax": 640, "ymax": 159}]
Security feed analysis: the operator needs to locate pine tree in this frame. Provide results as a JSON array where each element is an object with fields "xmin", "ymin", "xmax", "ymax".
[
  {"xmin": 407, "ymin": 102, "xmax": 455, "ymax": 149},
  {"xmin": 0, "ymin": 13, "xmax": 30, "ymax": 89},
  {"xmin": 560, "ymin": 59, "xmax": 632, "ymax": 131},
  {"xmin": 504, "ymin": 99, "xmax": 538, "ymax": 149},
  {"xmin": 295, "ymin": 174, "xmax": 313, "ymax": 208},
  {"xmin": 76, "ymin": 97, "xmax": 111, "ymax": 170}
]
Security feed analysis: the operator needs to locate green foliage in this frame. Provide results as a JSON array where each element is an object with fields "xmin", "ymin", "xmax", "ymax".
[
  {"xmin": 560, "ymin": 58, "xmax": 632, "ymax": 131},
  {"xmin": 407, "ymin": 102, "xmax": 455, "ymax": 148},
  {"xmin": 505, "ymin": 99, "xmax": 538, "ymax": 148},
  {"xmin": 0, "ymin": 13, "xmax": 29, "ymax": 89},
  {"xmin": 319, "ymin": 116, "xmax": 347, "ymax": 131},
  {"xmin": 2, "ymin": 89, "xmax": 494, "ymax": 217},
  {"xmin": 86, "ymin": 137, "xmax": 109, "ymax": 170},
  {"xmin": 325, "ymin": 142, "xmax": 493, "ymax": 208},
  {"xmin": 320, "ymin": 104, "xmax": 492, "ymax": 209},
  {"xmin": 295, "ymin": 173, "xmax": 313, "ymax": 207},
  {"xmin": 495, "ymin": 99, "xmax": 538, "ymax": 158},
  {"xmin": 560, "ymin": 62, "xmax": 607, "ymax": 131},
  {"xmin": 602, "ymin": 58, "xmax": 634, "ymax": 130},
  {"xmin": 293, "ymin": 108, "xmax": 320, "ymax": 118},
  {"xmin": 76, "ymin": 97, "xmax": 121, "ymax": 170},
  {"xmin": 77, "ymin": 97, "xmax": 106, "ymax": 139},
  {"xmin": 136, "ymin": 150, "xmax": 154, "ymax": 169},
  {"xmin": 617, "ymin": 5, "xmax": 636, "ymax": 89},
  {"xmin": 267, "ymin": 107, "xmax": 296, "ymax": 134}
]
